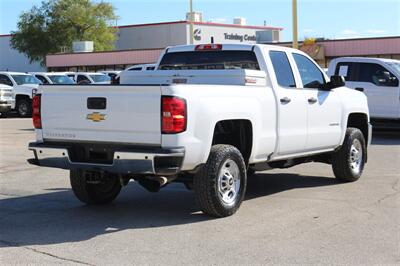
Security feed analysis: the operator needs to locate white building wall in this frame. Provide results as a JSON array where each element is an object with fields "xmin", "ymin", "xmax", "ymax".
[
  {"xmin": 188, "ymin": 24, "xmax": 275, "ymax": 44},
  {"xmin": 0, "ymin": 35, "xmax": 45, "ymax": 72},
  {"xmin": 115, "ymin": 23, "xmax": 188, "ymax": 50}
]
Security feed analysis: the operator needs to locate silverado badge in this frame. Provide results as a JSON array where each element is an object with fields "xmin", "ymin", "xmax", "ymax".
[{"xmin": 86, "ymin": 112, "xmax": 106, "ymax": 122}]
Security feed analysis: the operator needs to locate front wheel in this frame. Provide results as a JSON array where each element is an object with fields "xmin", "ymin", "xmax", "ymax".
[
  {"xmin": 194, "ymin": 144, "xmax": 247, "ymax": 217},
  {"xmin": 70, "ymin": 170, "xmax": 122, "ymax": 204},
  {"xmin": 332, "ymin": 127, "xmax": 366, "ymax": 182},
  {"xmin": 16, "ymin": 99, "xmax": 32, "ymax": 117}
]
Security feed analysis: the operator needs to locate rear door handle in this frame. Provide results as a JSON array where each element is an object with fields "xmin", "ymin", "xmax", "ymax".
[
  {"xmin": 308, "ymin": 97, "xmax": 317, "ymax": 104},
  {"xmin": 280, "ymin": 97, "xmax": 291, "ymax": 104},
  {"xmin": 355, "ymin": 87, "xmax": 364, "ymax": 92}
]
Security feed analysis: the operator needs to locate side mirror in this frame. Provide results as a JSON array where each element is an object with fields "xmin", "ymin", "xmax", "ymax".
[{"xmin": 327, "ymin": 75, "xmax": 345, "ymax": 89}]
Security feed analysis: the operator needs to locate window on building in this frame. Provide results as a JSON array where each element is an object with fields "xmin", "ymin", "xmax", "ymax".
[
  {"xmin": 269, "ymin": 51, "xmax": 296, "ymax": 88},
  {"xmin": 293, "ymin": 53, "xmax": 325, "ymax": 88}
]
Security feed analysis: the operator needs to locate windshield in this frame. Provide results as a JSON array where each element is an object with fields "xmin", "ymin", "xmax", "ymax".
[
  {"xmin": 387, "ymin": 62, "xmax": 400, "ymax": 74},
  {"xmin": 48, "ymin": 75, "xmax": 75, "ymax": 84},
  {"xmin": 89, "ymin": 75, "xmax": 111, "ymax": 82},
  {"xmin": 158, "ymin": 51, "xmax": 260, "ymax": 70},
  {"xmin": 11, "ymin": 74, "xmax": 41, "ymax": 85}
]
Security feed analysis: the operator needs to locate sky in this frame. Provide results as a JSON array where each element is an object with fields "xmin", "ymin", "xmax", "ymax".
[{"xmin": 0, "ymin": 0, "xmax": 399, "ymax": 41}]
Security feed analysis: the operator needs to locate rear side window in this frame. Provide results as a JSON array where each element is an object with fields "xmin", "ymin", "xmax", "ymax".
[
  {"xmin": 158, "ymin": 51, "xmax": 260, "ymax": 70},
  {"xmin": 335, "ymin": 62, "xmax": 356, "ymax": 79},
  {"xmin": 269, "ymin": 51, "xmax": 296, "ymax": 87}
]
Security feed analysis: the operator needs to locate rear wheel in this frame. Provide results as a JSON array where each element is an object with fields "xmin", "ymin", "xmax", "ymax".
[
  {"xmin": 332, "ymin": 127, "xmax": 366, "ymax": 182},
  {"xmin": 194, "ymin": 145, "xmax": 247, "ymax": 217},
  {"xmin": 16, "ymin": 99, "xmax": 32, "ymax": 117},
  {"xmin": 70, "ymin": 170, "xmax": 122, "ymax": 204}
]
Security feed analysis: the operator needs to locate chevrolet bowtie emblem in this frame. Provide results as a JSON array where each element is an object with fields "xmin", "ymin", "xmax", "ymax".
[{"xmin": 86, "ymin": 112, "xmax": 106, "ymax": 122}]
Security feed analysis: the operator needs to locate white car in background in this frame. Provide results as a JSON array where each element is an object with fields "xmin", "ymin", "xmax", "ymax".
[
  {"xmin": 0, "ymin": 84, "xmax": 15, "ymax": 117},
  {"xmin": 0, "ymin": 72, "xmax": 40, "ymax": 117},
  {"xmin": 30, "ymin": 72, "xmax": 75, "ymax": 85},
  {"xmin": 114, "ymin": 64, "xmax": 157, "ymax": 84},
  {"xmin": 328, "ymin": 57, "xmax": 400, "ymax": 128},
  {"xmin": 101, "ymin": 71, "xmax": 121, "ymax": 84},
  {"xmin": 70, "ymin": 72, "xmax": 111, "ymax": 85},
  {"xmin": 125, "ymin": 64, "xmax": 156, "ymax": 71}
]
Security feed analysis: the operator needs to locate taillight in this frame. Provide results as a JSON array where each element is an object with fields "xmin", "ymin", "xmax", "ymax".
[
  {"xmin": 161, "ymin": 96, "xmax": 186, "ymax": 134},
  {"xmin": 195, "ymin": 44, "xmax": 222, "ymax": 51},
  {"xmin": 32, "ymin": 94, "xmax": 41, "ymax": 129}
]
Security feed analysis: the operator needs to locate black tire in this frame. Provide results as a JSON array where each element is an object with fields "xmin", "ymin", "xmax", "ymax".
[
  {"xmin": 332, "ymin": 127, "xmax": 366, "ymax": 182},
  {"xmin": 70, "ymin": 170, "xmax": 122, "ymax": 204},
  {"xmin": 194, "ymin": 144, "xmax": 247, "ymax": 217},
  {"xmin": 16, "ymin": 99, "xmax": 32, "ymax": 117}
]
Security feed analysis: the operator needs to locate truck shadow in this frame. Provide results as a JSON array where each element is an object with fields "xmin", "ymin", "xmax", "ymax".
[{"xmin": 0, "ymin": 172, "xmax": 338, "ymax": 247}]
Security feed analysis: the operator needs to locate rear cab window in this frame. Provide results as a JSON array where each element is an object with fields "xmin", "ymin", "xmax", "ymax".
[
  {"xmin": 269, "ymin": 51, "xmax": 296, "ymax": 88},
  {"xmin": 158, "ymin": 50, "xmax": 260, "ymax": 70}
]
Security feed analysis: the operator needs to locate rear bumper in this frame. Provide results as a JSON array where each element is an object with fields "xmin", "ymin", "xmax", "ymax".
[{"xmin": 28, "ymin": 142, "xmax": 185, "ymax": 175}]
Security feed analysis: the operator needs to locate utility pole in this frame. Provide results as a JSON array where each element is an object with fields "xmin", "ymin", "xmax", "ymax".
[
  {"xmin": 189, "ymin": 0, "xmax": 194, "ymax": 44},
  {"xmin": 292, "ymin": 0, "xmax": 298, "ymax": 49}
]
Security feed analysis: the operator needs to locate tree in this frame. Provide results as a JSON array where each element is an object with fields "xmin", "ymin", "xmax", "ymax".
[{"xmin": 10, "ymin": 0, "xmax": 118, "ymax": 65}]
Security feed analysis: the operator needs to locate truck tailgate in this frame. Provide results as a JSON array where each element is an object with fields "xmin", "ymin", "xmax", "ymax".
[{"xmin": 40, "ymin": 85, "xmax": 161, "ymax": 145}]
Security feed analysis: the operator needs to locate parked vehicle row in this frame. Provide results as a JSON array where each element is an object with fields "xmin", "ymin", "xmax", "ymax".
[{"xmin": 28, "ymin": 43, "xmax": 371, "ymax": 217}]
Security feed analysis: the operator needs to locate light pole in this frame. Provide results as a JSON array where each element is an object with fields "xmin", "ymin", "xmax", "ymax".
[
  {"xmin": 292, "ymin": 0, "xmax": 298, "ymax": 49},
  {"xmin": 189, "ymin": 0, "xmax": 194, "ymax": 44}
]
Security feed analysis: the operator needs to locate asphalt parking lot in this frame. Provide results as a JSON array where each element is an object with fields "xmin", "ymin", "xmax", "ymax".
[{"xmin": 0, "ymin": 118, "xmax": 399, "ymax": 265}]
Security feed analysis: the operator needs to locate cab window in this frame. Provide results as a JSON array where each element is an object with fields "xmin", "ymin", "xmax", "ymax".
[
  {"xmin": 293, "ymin": 53, "xmax": 325, "ymax": 88},
  {"xmin": 269, "ymin": 51, "xmax": 296, "ymax": 88},
  {"xmin": 335, "ymin": 62, "xmax": 398, "ymax": 87},
  {"xmin": 35, "ymin": 75, "xmax": 49, "ymax": 84},
  {"xmin": 0, "ymin": 74, "xmax": 13, "ymax": 86},
  {"xmin": 356, "ymin": 63, "xmax": 397, "ymax": 87},
  {"xmin": 77, "ymin": 75, "xmax": 91, "ymax": 84}
]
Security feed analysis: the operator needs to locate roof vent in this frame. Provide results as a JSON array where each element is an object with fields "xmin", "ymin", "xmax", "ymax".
[
  {"xmin": 233, "ymin": 17, "xmax": 246, "ymax": 25},
  {"xmin": 72, "ymin": 41, "xmax": 94, "ymax": 53},
  {"xmin": 186, "ymin": 12, "xmax": 203, "ymax": 22}
]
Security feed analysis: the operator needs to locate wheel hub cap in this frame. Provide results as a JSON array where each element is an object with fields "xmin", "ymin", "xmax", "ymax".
[
  {"xmin": 218, "ymin": 159, "xmax": 240, "ymax": 206},
  {"xmin": 349, "ymin": 139, "xmax": 362, "ymax": 174}
]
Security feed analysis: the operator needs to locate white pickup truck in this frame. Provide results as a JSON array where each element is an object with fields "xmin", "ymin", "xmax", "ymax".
[
  {"xmin": 28, "ymin": 44, "xmax": 371, "ymax": 217},
  {"xmin": 0, "ymin": 72, "xmax": 40, "ymax": 117},
  {"xmin": 328, "ymin": 57, "xmax": 400, "ymax": 129}
]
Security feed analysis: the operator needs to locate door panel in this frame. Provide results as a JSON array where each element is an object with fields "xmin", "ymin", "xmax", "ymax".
[
  {"xmin": 268, "ymin": 50, "xmax": 308, "ymax": 155},
  {"xmin": 292, "ymin": 53, "xmax": 342, "ymax": 150},
  {"xmin": 346, "ymin": 81, "xmax": 399, "ymax": 119},
  {"xmin": 276, "ymin": 89, "xmax": 308, "ymax": 155},
  {"xmin": 303, "ymin": 89, "xmax": 342, "ymax": 150}
]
